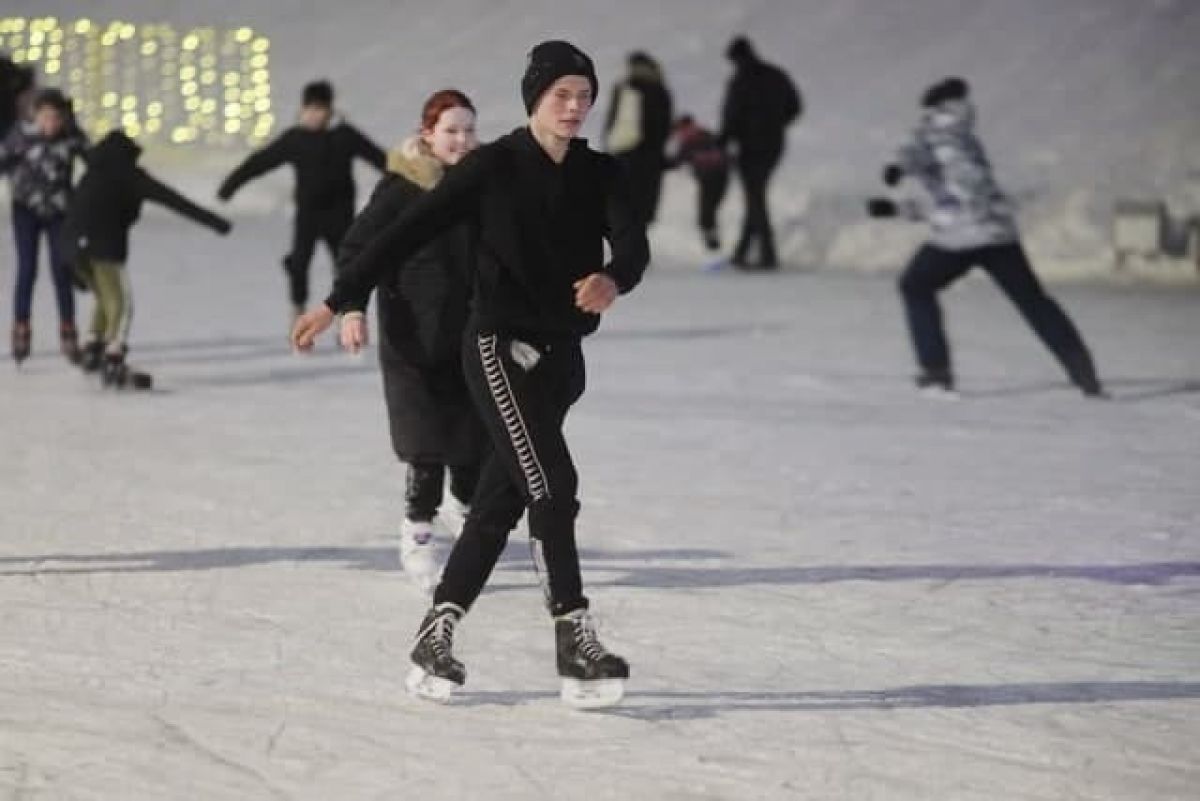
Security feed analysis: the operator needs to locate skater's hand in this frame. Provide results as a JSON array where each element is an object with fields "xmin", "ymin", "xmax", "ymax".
[
  {"xmin": 574, "ymin": 273, "xmax": 619, "ymax": 314},
  {"xmin": 291, "ymin": 304, "xmax": 335, "ymax": 352},
  {"xmin": 339, "ymin": 311, "xmax": 369, "ymax": 354}
]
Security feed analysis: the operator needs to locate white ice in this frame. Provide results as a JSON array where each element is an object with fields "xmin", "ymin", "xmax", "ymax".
[
  {"xmin": 3, "ymin": 0, "xmax": 1200, "ymax": 797},
  {"xmin": 1, "ymin": 213, "xmax": 1198, "ymax": 799}
]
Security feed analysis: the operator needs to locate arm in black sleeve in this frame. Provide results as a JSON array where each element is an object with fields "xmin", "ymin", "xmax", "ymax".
[
  {"xmin": 325, "ymin": 148, "xmax": 490, "ymax": 312},
  {"xmin": 602, "ymin": 159, "xmax": 650, "ymax": 294},
  {"xmin": 217, "ymin": 132, "xmax": 291, "ymax": 199},
  {"xmin": 334, "ymin": 175, "xmax": 415, "ymax": 312},
  {"xmin": 718, "ymin": 77, "xmax": 743, "ymax": 149},
  {"xmin": 348, "ymin": 125, "xmax": 387, "ymax": 173},
  {"xmin": 139, "ymin": 170, "xmax": 231, "ymax": 234}
]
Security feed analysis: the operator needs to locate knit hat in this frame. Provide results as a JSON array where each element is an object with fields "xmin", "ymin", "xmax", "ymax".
[
  {"xmin": 521, "ymin": 40, "xmax": 598, "ymax": 114},
  {"xmin": 302, "ymin": 80, "xmax": 334, "ymax": 107},
  {"xmin": 920, "ymin": 77, "xmax": 970, "ymax": 108},
  {"xmin": 33, "ymin": 87, "xmax": 70, "ymax": 113}
]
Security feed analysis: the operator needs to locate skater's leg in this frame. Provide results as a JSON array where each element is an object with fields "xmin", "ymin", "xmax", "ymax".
[
  {"xmin": 11, "ymin": 204, "xmax": 41, "ymax": 326},
  {"xmin": 44, "ymin": 216, "xmax": 75, "ymax": 328},
  {"xmin": 284, "ymin": 211, "xmax": 318, "ymax": 309},
  {"xmin": 465, "ymin": 334, "xmax": 588, "ymax": 615},
  {"xmin": 734, "ymin": 148, "xmax": 781, "ymax": 267},
  {"xmin": 897, "ymin": 244, "xmax": 973, "ymax": 381},
  {"xmin": 433, "ymin": 453, "xmax": 526, "ymax": 610},
  {"xmin": 405, "ymin": 462, "xmax": 445, "ymax": 523},
  {"xmin": 89, "ymin": 261, "xmax": 125, "ymax": 349},
  {"xmin": 698, "ymin": 171, "xmax": 728, "ymax": 250},
  {"xmin": 447, "ymin": 461, "xmax": 481, "ymax": 508},
  {"xmin": 979, "ymin": 243, "xmax": 1102, "ymax": 392}
]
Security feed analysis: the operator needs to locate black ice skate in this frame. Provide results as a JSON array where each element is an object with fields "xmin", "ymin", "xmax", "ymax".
[
  {"xmin": 11, "ymin": 322, "xmax": 31, "ymax": 365},
  {"xmin": 555, "ymin": 608, "xmax": 629, "ymax": 709},
  {"xmin": 101, "ymin": 350, "xmax": 153, "ymax": 390},
  {"xmin": 405, "ymin": 602, "xmax": 466, "ymax": 703},
  {"xmin": 79, "ymin": 340, "xmax": 105, "ymax": 373},
  {"xmin": 915, "ymin": 369, "xmax": 958, "ymax": 400}
]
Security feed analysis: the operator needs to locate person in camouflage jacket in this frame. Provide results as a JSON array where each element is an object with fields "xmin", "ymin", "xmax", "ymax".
[{"xmin": 0, "ymin": 88, "xmax": 88, "ymax": 363}]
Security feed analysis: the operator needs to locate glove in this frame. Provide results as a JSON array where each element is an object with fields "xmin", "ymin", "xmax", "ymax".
[
  {"xmin": 882, "ymin": 163, "xmax": 904, "ymax": 187},
  {"xmin": 214, "ymin": 218, "xmax": 233, "ymax": 236},
  {"xmin": 866, "ymin": 198, "xmax": 898, "ymax": 218}
]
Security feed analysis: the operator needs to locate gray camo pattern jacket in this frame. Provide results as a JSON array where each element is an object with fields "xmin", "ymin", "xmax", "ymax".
[{"xmin": 896, "ymin": 99, "xmax": 1018, "ymax": 251}]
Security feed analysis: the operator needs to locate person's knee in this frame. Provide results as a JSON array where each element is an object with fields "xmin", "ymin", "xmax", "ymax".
[{"xmin": 528, "ymin": 494, "xmax": 580, "ymax": 536}]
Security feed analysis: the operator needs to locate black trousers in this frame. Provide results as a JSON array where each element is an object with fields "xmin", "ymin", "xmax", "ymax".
[
  {"xmin": 697, "ymin": 170, "xmax": 729, "ymax": 237},
  {"xmin": 283, "ymin": 203, "xmax": 354, "ymax": 306},
  {"xmin": 733, "ymin": 145, "xmax": 782, "ymax": 267},
  {"xmin": 435, "ymin": 334, "xmax": 587, "ymax": 617},
  {"xmin": 405, "ymin": 462, "xmax": 480, "ymax": 522},
  {"xmin": 898, "ymin": 242, "xmax": 1100, "ymax": 388},
  {"xmin": 615, "ymin": 149, "xmax": 665, "ymax": 227}
]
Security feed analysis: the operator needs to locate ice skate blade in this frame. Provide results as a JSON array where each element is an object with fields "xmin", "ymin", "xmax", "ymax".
[
  {"xmin": 405, "ymin": 666, "xmax": 458, "ymax": 703},
  {"xmin": 560, "ymin": 678, "xmax": 625, "ymax": 709},
  {"xmin": 919, "ymin": 386, "xmax": 960, "ymax": 401}
]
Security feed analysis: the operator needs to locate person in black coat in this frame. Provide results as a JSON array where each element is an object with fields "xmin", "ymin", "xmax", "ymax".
[
  {"xmin": 217, "ymin": 80, "xmax": 385, "ymax": 322},
  {"xmin": 64, "ymin": 131, "xmax": 231, "ymax": 382},
  {"xmin": 335, "ymin": 89, "xmax": 488, "ymax": 592},
  {"xmin": 0, "ymin": 53, "xmax": 35, "ymax": 140},
  {"xmin": 292, "ymin": 41, "xmax": 648, "ymax": 706},
  {"xmin": 603, "ymin": 51, "xmax": 673, "ymax": 227},
  {"xmin": 718, "ymin": 36, "xmax": 802, "ymax": 270}
]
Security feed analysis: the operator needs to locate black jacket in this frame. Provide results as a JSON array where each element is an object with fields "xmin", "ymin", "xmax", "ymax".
[
  {"xmin": 720, "ymin": 57, "xmax": 802, "ymax": 155},
  {"xmin": 64, "ymin": 131, "xmax": 230, "ymax": 264},
  {"xmin": 327, "ymin": 127, "xmax": 649, "ymax": 341},
  {"xmin": 217, "ymin": 120, "xmax": 386, "ymax": 210},
  {"xmin": 604, "ymin": 73, "xmax": 673, "ymax": 160},
  {"xmin": 339, "ymin": 156, "xmax": 472, "ymax": 366}
]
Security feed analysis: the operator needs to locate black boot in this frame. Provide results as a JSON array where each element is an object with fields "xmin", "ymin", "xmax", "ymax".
[
  {"xmin": 11, "ymin": 321, "xmax": 31, "ymax": 364},
  {"xmin": 555, "ymin": 607, "xmax": 629, "ymax": 708},
  {"xmin": 60, "ymin": 323, "xmax": 81, "ymax": 364},
  {"xmin": 101, "ymin": 350, "xmax": 127, "ymax": 387},
  {"xmin": 79, "ymin": 340, "xmax": 105, "ymax": 373},
  {"xmin": 405, "ymin": 602, "xmax": 467, "ymax": 702}
]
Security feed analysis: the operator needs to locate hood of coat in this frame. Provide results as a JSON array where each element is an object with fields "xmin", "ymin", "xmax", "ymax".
[
  {"xmin": 87, "ymin": 130, "xmax": 143, "ymax": 171},
  {"xmin": 386, "ymin": 135, "xmax": 444, "ymax": 190}
]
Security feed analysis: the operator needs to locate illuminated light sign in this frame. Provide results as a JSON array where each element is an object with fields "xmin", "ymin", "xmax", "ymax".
[{"xmin": 2, "ymin": 16, "xmax": 273, "ymax": 146}]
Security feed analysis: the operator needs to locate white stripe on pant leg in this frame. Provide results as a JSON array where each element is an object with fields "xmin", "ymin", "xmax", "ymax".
[{"xmin": 477, "ymin": 334, "xmax": 549, "ymax": 500}]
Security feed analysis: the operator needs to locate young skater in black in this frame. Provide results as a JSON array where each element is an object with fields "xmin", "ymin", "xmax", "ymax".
[
  {"xmin": 293, "ymin": 41, "xmax": 649, "ymax": 707},
  {"xmin": 668, "ymin": 114, "xmax": 730, "ymax": 252},
  {"xmin": 64, "ymin": 131, "xmax": 231, "ymax": 387},
  {"xmin": 217, "ymin": 80, "xmax": 385, "ymax": 326},
  {"xmin": 335, "ymin": 89, "xmax": 488, "ymax": 592}
]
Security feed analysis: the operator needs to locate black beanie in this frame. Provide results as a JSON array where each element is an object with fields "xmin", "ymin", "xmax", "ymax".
[
  {"xmin": 521, "ymin": 40, "xmax": 598, "ymax": 114},
  {"xmin": 302, "ymin": 80, "xmax": 334, "ymax": 107},
  {"xmin": 920, "ymin": 76, "xmax": 970, "ymax": 109}
]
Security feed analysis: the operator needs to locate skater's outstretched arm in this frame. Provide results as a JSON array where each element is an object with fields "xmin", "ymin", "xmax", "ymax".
[
  {"xmin": 601, "ymin": 161, "xmax": 650, "ymax": 295},
  {"xmin": 139, "ymin": 171, "xmax": 232, "ymax": 235},
  {"xmin": 324, "ymin": 148, "xmax": 489, "ymax": 313},
  {"xmin": 347, "ymin": 125, "xmax": 387, "ymax": 173},
  {"xmin": 216, "ymin": 132, "xmax": 292, "ymax": 200}
]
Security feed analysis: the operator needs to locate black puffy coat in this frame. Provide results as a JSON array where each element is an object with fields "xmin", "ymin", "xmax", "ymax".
[
  {"xmin": 63, "ymin": 131, "xmax": 229, "ymax": 266},
  {"xmin": 338, "ymin": 139, "xmax": 483, "ymax": 465}
]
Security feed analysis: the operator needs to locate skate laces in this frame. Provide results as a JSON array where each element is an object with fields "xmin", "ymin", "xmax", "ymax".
[
  {"xmin": 570, "ymin": 611, "xmax": 610, "ymax": 660},
  {"xmin": 420, "ymin": 605, "xmax": 461, "ymax": 658}
]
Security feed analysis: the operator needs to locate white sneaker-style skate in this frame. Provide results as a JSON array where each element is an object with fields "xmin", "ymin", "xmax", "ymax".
[
  {"xmin": 440, "ymin": 497, "xmax": 471, "ymax": 540},
  {"xmin": 399, "ymin": 518, "xmax": 445, "ymax": 595}
]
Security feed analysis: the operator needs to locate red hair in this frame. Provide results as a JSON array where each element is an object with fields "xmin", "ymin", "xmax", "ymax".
[{"xmin": 421, "ymin": 89, "xmax": 476, "ymax": 131}]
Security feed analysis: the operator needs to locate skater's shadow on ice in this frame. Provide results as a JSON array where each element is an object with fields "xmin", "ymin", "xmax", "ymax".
[
  {"xmin": 4, "ymin": 546, "xmax": 1197, "ymax": 588},
  {"xmin": 580, "ymin": 681, "xmax": 1200, "ymax": 720},
  {"xmin": 961, "ymin": 377, "xmax": 1200, "ymax": 401},
  {"xmin": 0, "ymin": 545, "xmax": 724, "ymax": 576},
  {"xmin": 590, "ymin": 561, "xmax": 1200, "ymax": 589},
  {"xmin": 0, "ymin": 545, "xmax": 399, "ymax": 575}
]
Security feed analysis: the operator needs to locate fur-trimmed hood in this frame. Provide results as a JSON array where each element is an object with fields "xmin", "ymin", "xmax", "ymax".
[{"xmin": 386, "ymin": 135, "xmax": 444, "ymax": 189}]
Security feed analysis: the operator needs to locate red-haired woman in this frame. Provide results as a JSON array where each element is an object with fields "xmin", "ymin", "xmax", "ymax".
[{"xmin": 335, "ymin": 89, "xmax": 487, "ymax": 592}]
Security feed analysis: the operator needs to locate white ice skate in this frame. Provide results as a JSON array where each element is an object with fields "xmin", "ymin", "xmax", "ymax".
[
  {"xmin": 440, "ymin": 497, "xmax": 471, "ymax": 540},
  {"xmin": 399, "ymin": 518, "xmax": 446, "ymax": 595}
]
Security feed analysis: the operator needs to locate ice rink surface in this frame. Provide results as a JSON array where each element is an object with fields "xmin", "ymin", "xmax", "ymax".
[{"xmin": 2, "ymin": 216, "xmax": 1198, "ymax": 799}]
